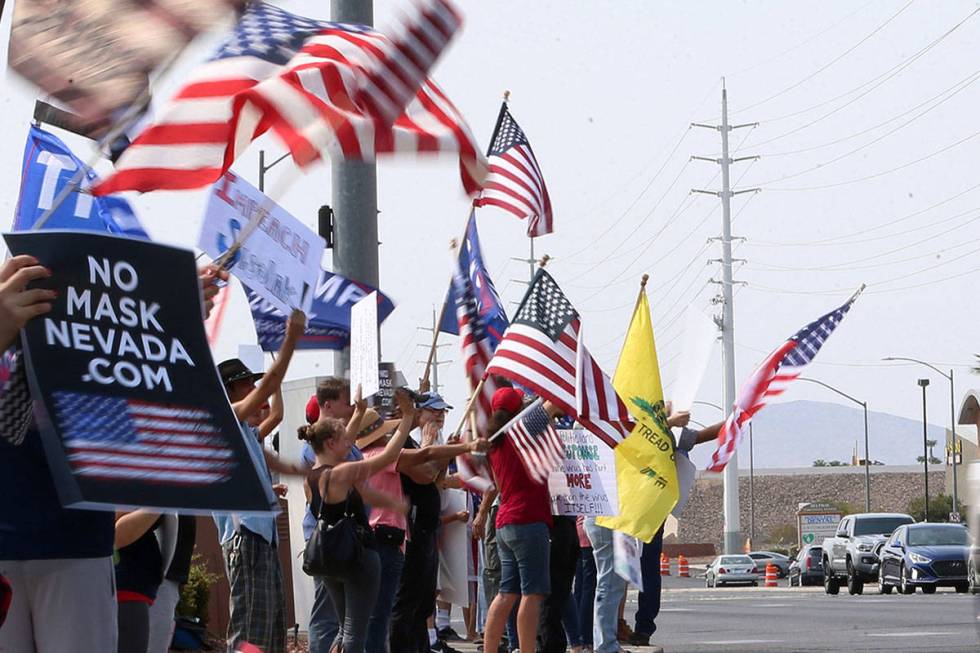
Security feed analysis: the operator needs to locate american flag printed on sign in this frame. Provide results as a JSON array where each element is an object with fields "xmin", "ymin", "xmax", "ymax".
[
  {"xmin": 474, "ymin": 103, "xmax": 554, "ymax": 236},
  {"xmin": 92, "ymin": 0, "xmax": 486, "ymax": 196},
  {"xmin": 53, "ymin": 392, "xmax": 236, "ymax": 485},
  {"xmin": 494, "ymin": 399, "xmax": 564, "ymax": 485},
  {"xmin": 706, "ymin": 294, "xmax": 860, "ymax": 472},
  {"xmin": 486, "ymin": 269, "xmax": 631, "ymax": 449}
]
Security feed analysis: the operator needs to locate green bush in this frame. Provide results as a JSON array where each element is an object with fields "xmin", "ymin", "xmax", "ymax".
[
  {"xmin": 768, "ymin": 523, "xmax": 797, "ymax": 546},
  {"xmin": 176, "ymin": 554, "xmax": 220, "ymax": 627},
  {"xmin": 906, "ymin": 494, "xmax": 964, "ymax": 523}
]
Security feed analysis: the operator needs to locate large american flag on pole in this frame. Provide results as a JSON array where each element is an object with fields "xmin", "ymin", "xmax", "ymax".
[
  {"xmin": 53, "ymin": 391, "xmax": 236, "ymax": 486},
  {"xmin": 92, "ymin": 0, "xmax": 486, "ymax": 196},
  {"xmin": 486, "ymin": 269, "xmax": 631, "ymax": 449},
  {"xmin": 706, "ymin": 290, "xmax": 863, "ymax": 472},
  {"xmin": 473, "ymin": 102, "xmax": 554, "ymax": 236},
  {"xmin": 491, "ymin": 398, "xmax": 563, "ymax": 485}
]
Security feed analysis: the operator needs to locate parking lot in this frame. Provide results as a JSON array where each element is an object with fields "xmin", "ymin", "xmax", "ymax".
[{"xmin": 451, "ymin": 573, "xmax": 979, "ymax": 653}]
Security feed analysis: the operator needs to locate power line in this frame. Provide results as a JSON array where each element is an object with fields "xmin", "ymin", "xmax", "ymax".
[
  {"xmin": 746, "ymin": 237, "xmax": 977, "ymax": 274},
  {"xmin": 765, "ymin": 127, "xmax": 980, "ymax": 192},
  {"xmin": 731, "ymin": 0, "xmax": 914, "ymax": 115}
]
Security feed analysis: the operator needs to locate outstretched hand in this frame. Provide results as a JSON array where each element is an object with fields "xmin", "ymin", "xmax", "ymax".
[{"xmin": 198, "ymin": 264, "xmax": 229, "ymax": 319}]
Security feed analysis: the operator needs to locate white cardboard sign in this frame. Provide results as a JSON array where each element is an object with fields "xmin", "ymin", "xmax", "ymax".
[
  {"xmin": 551, "ymin": 428, "xmax": 619, "ymax": 517},
  {"xmin": 198, "ymin": 172, "xmax": 325, "ymax": 316},
  {"xmin": 613, "ymin": 530, "xmax": 644, "ymax": 591},
  {"xmin": 349, "ymin": 292, "xmax": 379, "ymax": 399}
]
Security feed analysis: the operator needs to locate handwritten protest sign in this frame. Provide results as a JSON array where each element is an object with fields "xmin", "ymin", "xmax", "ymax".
[
  {"xmin": 350, "ymin": 292, "xmax": 380, "ymax": 399},
  {"xmin": 3, "ymin": 230, "xmax": 277, "ymax": 514},
  {"xmin": 198, "ymin": 172, "xmax": 325, "ymax": 316},
  {"xmin": 551, "ymin": 428, "xmax": 619, "ymax": 517}
]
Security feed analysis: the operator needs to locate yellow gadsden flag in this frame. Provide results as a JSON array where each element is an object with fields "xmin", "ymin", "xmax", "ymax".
[{"xmin": 596, "ymin": 283, "xmax": 678, "ymax": 542}]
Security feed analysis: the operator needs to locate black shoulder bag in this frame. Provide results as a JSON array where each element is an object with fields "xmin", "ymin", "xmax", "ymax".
[{"xmin": 302, "ymin": 471, "xmax": 364, "ymax": 577}]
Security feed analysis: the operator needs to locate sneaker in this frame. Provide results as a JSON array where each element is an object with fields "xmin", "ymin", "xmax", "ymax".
[
  {"xmin": 628, "ymin": 631, "xmax": 651, "ymax": 646},
  {"xmin": 431, "ymin": 641, "xmax": 461, "ymax": 653},
  {"xmin": 439, "ymin": 626, "xmax": 465, "ymax": 642}
]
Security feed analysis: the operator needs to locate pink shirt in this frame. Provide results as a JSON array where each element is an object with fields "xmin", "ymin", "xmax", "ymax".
[
  {"xmin": 361, "ymin": 447, "xmax": 407, "ymax": 534},
  {"xmin": 576, "ymin": 515, "xmax": 590, "ymax": 548}
]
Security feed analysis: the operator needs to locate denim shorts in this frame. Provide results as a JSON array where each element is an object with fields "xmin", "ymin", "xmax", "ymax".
[{"xmin": 497, "ymin": 522, "xmax": 551, "ymax": 596}]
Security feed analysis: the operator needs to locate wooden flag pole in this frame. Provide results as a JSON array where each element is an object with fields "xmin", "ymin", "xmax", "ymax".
[{"xmin": 450, "ymin": 377, "xmax": 486, "ymax": 438}]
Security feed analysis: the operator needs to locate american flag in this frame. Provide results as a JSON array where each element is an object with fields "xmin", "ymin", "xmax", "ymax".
[
  {"xmin": 706, "ymin": 293, "xmax": 861, "ymax": 472},
  {"xmin": 53, "ymin": 391, "xmax": 235, "ymax": 485},
  {"xmin": 473, "ymin": 102, "xmax": 554, "ymax": 236},
  {"xmin": 486, "ymin": 269, "xmax": 632, "ymax": 449},
  {"xmin": 492, "ymin": 399, "xmax": 564, "ymax": 485},
  {"xmin": 92, "ymin": 0, "xmax": 486, "ymax": 196}
]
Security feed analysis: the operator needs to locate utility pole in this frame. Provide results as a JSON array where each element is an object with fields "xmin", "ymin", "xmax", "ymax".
[
  {"xmin": 693, "ymin": 80, "xmax": 760, "ymax": 554},
  {"xmin": 918, "ymin": 378, "xmax": 930, "ymax": 521},
  {"xmin": 418, "ymin": 308, "xmax": 451, "ymax": 394},
  {"xmin": 331, "ymin": 0, "xmax": 378, "ymax": 377}
]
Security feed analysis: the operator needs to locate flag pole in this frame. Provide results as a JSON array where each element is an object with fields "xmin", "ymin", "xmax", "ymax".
[{"xmin": 450, "ymin": 377, "xmax": 487, "ymax": 438}]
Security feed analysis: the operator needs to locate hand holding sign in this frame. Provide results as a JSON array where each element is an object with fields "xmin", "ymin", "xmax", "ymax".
[{"xmin": 0, "ymin": 256, "xmax": 57, "ymax": 351}]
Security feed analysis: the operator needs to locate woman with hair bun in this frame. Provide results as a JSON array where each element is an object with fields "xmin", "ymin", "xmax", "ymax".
[{"xmin": 301, "ymin": 387, "xmax": 416, "ymax": 653}]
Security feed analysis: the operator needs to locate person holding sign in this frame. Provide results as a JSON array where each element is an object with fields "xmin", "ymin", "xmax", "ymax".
[
  {"xmin": 300, "ymin": 388, "xmax": 417, "ymax": 653},
  {"xmin": 215, "ymin": 310, "xmax": 311, "ymax": 653}
]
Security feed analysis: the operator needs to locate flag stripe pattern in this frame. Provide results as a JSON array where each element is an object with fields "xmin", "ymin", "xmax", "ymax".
[
  {"xmin": 706, "ymin": 298, "xmax": 857, "ymax": 472},
  {"xmin": 499, "ymin": 400, "xmax": 563, "ymax": 485},
  {"xmin": 92, "ymin": 0, "xmax": 486, "ymax": 196},
  {"xmin": 487, "ymin": 269, "xmax": 631, "ymax": 449},
  {"xmin": 474, "ymin": 103, "xmax": 554, "ymax": 236},
  {"xmin": 54, "ymin": 391, "xmax": 235, "ymax": 485}
]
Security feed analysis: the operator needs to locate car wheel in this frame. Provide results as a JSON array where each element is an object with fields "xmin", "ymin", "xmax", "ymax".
[
  {"xmin": 790, "ymin": 575, "xmax": 797, "ymax": 587},
  {"xmin": 921, "ymin": 584, "xmax": 936, "ymax": 595},
  {"xmin": 955, "ymin": 583, "xmax": 969, "ymax": 594},
  {"xmin": 900, "ymin": 565, "xmax": 915, "ymax": 595},
  {"xmin": 878, "ymin": 567, "xmax": 892, "ymax": 594},
  {"xmin": 717, "ymin": 581, "xmax": 725, "ymax": 588},
  {"xmin": 824, "ymin": 569, "xmax": 840, "ymax": 595},
  {"xmin": 846, "ymin": 561, "xmax": 864, "ymax": 595},
  {"xmin": 752, "ymin": 581, "xmax": 759, "ymax": 587}
]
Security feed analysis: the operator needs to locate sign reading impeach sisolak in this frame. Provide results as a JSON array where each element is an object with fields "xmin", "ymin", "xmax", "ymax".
[{"xmin": 3, "ymin": 230, "xmax": 277, "ymax": 514}]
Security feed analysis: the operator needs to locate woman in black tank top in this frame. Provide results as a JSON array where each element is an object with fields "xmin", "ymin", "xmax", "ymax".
[{"xmin": 298, "ymin": 387, "xmax": 415, "ymax": 653}]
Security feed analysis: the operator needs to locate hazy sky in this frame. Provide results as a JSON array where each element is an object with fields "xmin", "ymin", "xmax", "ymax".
[{"xmin": 2, "ymin": 1, "xmax": 978, "ymax": 465}]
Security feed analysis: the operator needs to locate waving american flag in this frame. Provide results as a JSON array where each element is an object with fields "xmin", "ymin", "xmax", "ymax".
[
  {"xmin": 93, "ymin": 0, "xmax": 486, "ymax": 196},
  {"xmin": 491, "ymin": 398, "xmax": 563, "ymax": 485},
  {"xmin": 706, "ymin": 290, "xmax": 863, "ymax": 472}
]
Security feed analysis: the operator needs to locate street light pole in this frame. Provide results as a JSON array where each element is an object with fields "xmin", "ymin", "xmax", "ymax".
[
  {"xmin": 797, "ymin": 377, "xmax": 871, "ymax": 512},
  {"xmin": 883, "ymin": 357, "xmax": 959, "ymax": 519},
  {"xmin": 918, "ymin": 378, "xmax": 930, "ymax": 521}
]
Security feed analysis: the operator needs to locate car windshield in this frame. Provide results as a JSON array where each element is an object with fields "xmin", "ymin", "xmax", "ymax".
[
  {"xmin": 853, "ymin": 517, "xmax": 913, "ymax": 536},
  {"xmin": 906, "ymin": 526, "xmax": 969, "ymax": 547},
  {"xmin": 720, "ymin": 556, "xmax": 753, "ymax": 565}
]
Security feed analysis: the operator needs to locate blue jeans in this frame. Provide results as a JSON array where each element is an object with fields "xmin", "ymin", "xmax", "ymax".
[
  {"xmin": 562, "ymin": 546, "xmax": 596, "ymax": 647},
  {"xmin": 324, "ymin": 549, "xmax": 382, "ymax": 653},
  {"xmin": 365, "ymin": 540, "xmax": 405, "ymax": 653},
  {"xmin": 584, "ymin": 518, "xmax": 626, "ymax": 653},
  {"xmin": 309, "ymin": 576, "xmax": 340, "ymax": 653},
  {"xmin": 497, "ymin": 522, "xmax": 551, "ymax": 595},
  {"xmin": 634, "ymin": 527, "xmax": 663, "ymax": 636}
]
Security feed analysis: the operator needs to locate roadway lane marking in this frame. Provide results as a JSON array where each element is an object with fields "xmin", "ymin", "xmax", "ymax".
[
  {"xmin": 699, "ymin": 639, "xmax": 783, "ymax": 645},
  {"xmin": 865, "ymin": 632, "xmax": 953, "ymax": 637}
]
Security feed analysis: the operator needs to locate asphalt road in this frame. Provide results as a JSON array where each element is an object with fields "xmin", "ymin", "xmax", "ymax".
[{"xmin": 450, "ymin": 574, "xmax": 980, "ymax": 653}]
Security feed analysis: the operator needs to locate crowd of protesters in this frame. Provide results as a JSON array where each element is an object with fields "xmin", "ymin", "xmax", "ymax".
[{"xmin": 0, "ymin": 254, "xmax": 723, "ymax": 653}]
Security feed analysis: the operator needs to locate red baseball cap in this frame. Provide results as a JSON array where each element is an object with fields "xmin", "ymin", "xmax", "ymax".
[
  {"xmin": 305, "ymin": 395, "xmax": 320, "ymax": 424},
  {"xmin": 491, "ymin": 387, "xmax": 524, "ymax": 414}
]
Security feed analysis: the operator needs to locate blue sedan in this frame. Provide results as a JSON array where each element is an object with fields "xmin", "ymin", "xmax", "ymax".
[{"xmin": 877, "ymin": 523, "xmax": 971, "ymax": 594}]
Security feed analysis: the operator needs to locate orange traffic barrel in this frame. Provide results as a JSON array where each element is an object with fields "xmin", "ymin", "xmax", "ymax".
[
  {"xmin": 764, "ymin": 561, "xmax": 778, "ymax": 588},
  {"xmin": 660, "ymin": 553, "xmax": 670, "ymax": 576},
  {"xmin": 677, "ymin": 554, "xmax": 690, "ymax": 577}
]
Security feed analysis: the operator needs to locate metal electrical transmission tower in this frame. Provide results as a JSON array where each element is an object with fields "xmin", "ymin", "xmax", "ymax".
[
  {"xmin": 692, "ymin": 80, "xmax": 760, "ymax": 554},
  {"xmin": 331, "ymin": 0, "xmax": 378, "ymax": 377}
]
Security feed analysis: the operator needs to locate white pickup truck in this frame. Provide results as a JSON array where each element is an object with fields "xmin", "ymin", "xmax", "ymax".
[{"xmin": 821, "ymin": 512, "xmax": 915, "ymax": 595}]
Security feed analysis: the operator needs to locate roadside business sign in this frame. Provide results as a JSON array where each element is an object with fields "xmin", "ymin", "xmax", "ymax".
[{"xmin": 797, "ymin": 502, "xmax": 843, "ymax": 549}]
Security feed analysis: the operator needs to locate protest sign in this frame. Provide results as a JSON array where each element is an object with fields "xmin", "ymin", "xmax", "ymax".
[
  {"xmin": 3, "ymin": 230, "xmax": 277, "ymax": 514},
  {"xmin": 14, "ymin": 125, "xmax": 148, "ymax": 238},
  {"xmin": 247, "ymin": 269, "xmax": 396, "ymax": 352},
  {"xmin": 376, "ymin": 362, "xmax": 398, "ymax": 415},
  {"xmin": 199, "ymin": 172, "xmax": 325, "ymax": 316},
  {"xmin": 350, "ymin": 292, "xmax": 380, "ymax": 399},
  {"xmin": 551, "ymin": 428, "xmax": 619, "ymax": 517},
  {"xmin": 613, "ymin": 530, "xmax": 644, "ymax": 591},
  {"xmin": 668, "ymin": 305, "xmax": 717, "ymax": 411}
]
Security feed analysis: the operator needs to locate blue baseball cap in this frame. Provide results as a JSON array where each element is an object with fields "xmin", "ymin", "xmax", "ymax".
[{"xmin": 416, "ymin": 392, "xmax": 453, "ymax": 411}]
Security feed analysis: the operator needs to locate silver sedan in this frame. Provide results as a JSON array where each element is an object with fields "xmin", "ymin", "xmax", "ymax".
[{"xmin": 705, "ymin": 554, "xmax": 760, "ymax": 588}]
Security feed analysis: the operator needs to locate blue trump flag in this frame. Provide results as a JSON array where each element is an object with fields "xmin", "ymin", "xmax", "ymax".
[
  {"xmin": 248, "ymin": 269, "xmax": 396, "ymax": 352},
  {"xmin": 14, "ymin": 125, "xmax": 148, "ymax": 238},
  {"xmin": 440, "ymin": 212, "xmax": 508, "ymax": 349}
]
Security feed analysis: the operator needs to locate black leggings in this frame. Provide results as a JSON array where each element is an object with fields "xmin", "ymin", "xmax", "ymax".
[{"xmin": 117, "ymin": 601, "xmax": 149, "ymax": 653}]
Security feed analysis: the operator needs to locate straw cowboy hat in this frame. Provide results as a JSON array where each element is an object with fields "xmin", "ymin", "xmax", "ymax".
[{"xmin": 354, "ymin": 409, "xmax": 400, "ymax": 449}]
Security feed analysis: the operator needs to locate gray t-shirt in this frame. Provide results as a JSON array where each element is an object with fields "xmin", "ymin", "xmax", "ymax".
[{"xmin": 672, "ymin": 427, "xmax": 698, "ymax": 517}]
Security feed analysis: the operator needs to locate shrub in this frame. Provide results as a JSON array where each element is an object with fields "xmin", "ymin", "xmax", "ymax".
[{"xmin": 176, "ymin": 554, "xmax": 220, "ymax": 627}]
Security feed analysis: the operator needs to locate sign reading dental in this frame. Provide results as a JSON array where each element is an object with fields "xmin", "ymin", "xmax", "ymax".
[
  {"xmin": 199, "ymin": 172, "xmax": 325, "ymax": 315},
  {"xmin": 3, "ymin": 230, "xmax": 276, "ymax": 514},
  {"xmin": 797, "ymin": 502, "xmax": 843, "ymax": 549}
]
